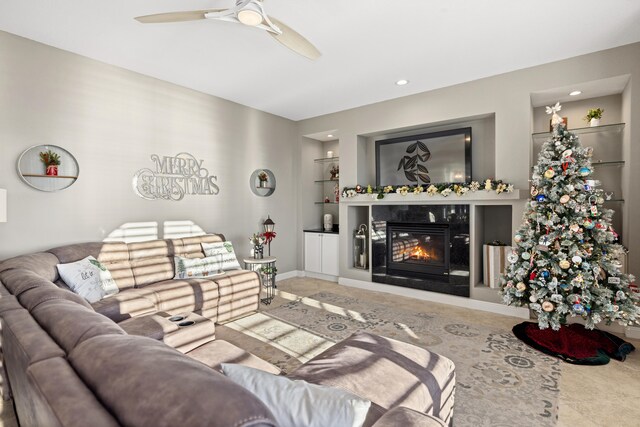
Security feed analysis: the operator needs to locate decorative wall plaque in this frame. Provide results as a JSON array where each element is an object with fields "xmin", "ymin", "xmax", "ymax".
[{"xmin": 133, "ymin": 153, "xmax": 220, "ymax": 201}]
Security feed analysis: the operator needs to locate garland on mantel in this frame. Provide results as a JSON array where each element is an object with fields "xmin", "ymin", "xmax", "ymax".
[{"xmin": 342, "ymin": 179, "xmax": 514, "ymax": 200}]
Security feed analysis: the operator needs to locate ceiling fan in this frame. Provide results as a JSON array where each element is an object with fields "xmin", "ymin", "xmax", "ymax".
[{"xmin": 134, "ymin": 0, "xmax": 321, "ymax": 60}]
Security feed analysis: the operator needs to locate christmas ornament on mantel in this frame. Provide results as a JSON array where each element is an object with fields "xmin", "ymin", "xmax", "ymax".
[{"xmin": 500, "ymin": 102, "xmax": 639, "ymax": 332}]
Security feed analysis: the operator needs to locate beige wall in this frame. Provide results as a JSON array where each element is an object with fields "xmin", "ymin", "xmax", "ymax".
[
  {"xmin": 0, "ymin": 31, "xmax": 300, "ymax": 272},
  {"xmin": 298, "ymin": 42, "xmax": 640, "ymax": 277}
]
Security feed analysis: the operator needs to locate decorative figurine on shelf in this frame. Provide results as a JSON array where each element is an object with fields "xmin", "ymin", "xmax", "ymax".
[
  {"xmin": 334, "ymin": 183, "xmax": 340, "ymax": 202},
  {"xmin": 353, "ymin": 224, "xmax": 368, "ymax": 269},
  {"xmin": 249, "ymin": 233, "xmax": 266, "ymax": 259},
  {"xmin": 39, "ymin": 149, "xmax": 61, "ymax": 176},
  {"xmin": 262, "ymin": 216, "xmax": 276, "ymax": 256},
  {"xmin": 584, "ymin": 108, "xmax": 604, "ymax": 127},
  {"xmin": 258, "ymin": 171, "xmax": 269, "ymax": 188},
  {"xmin": 330, "ymin": 165, "xmax": 339, "ymax": 180}
]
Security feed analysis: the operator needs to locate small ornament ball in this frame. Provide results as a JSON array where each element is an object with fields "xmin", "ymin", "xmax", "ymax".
[
  {"xmin": 584, "ymin": 219, "xmax": 595, "ymax": 229},
  {"xmin": 573, "ymin": 303, "xmax": 585, "ymax": 314},
  {"xmin": 562, "ymin": 149, "xmax": 573, "ymax": 158},
  {"xmin": 579, "ymin": 166, "xmax": 591, "ymax": 176},
  {"xmin": 514, "ymin": 234, "xmax": 523, "ymax": 243},
  {"xmin": 516, "ymin": 282, "xmax": 526, "ymax": 292},
  {"xmin": 570, "ymin": 223, "xmax": 580, "ymax": 232},
  {"xmin": 529, "ymin": 295, "xmax": 537, "ymax": 302},
  {"xmin": 560, "ymin": 195, "xmax": 570, "ymax": 204},
  {"xmin": 544, "ymin": 168, "xmax": 555, "ymax": 179},
  {"xmin": 508, "ymin": 253, "xmax": 518, "ymax": 263},
  {"xmin": 522, "ymin": 252, "xmax": 531, "ymax": 260},
  {"xmin": 559, "ymin": 259, "xmax": 570, "ymax": 269},
  {"xmin": 571, "ymin": 255, "xmax": 583, "ymax": 264},
  {"xmin": 542, "ymin": 301, "xmax": 554, "ymax": 312},
  {"xmin": 536, "ymin": 194, "xmax": 546, "ymax": 202},
  {"xmin": 541, "ymin": 270, "xmax": 550, "ymax": 278}
]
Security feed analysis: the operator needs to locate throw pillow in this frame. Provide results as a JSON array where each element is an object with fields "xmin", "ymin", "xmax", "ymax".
[
  {"xmin": 201, "ymin": 241, "xmax": 241, "ymax": 270},
  {"xmin": 56, "ymin": 256, "xmax": 119, "ymax": 303},
  {"xmin": 220, "ymin": 363, "xmax": 371, "ymax": 427},
  {"xmin": 174, "ymin": 255, "xmax": 224, "ymax": 279}
]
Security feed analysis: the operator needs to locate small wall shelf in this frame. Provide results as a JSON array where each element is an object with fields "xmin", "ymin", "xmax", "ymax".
[
  {"xmin": 592, "ymin": 160, "xmax": 625, "ymax": 167},
  {"xmin": 314, "ymin": 179, "xmax": 340, "ymax": 183},
  {"xmin": 314, "ymin": 156, "xmax": 340, "ymax": 163},
  {"xmin": 315, "ymin": 201, "xmax": 339, "ymax": 205},
  {"xmin": 22, "ymin": 174, "xmax": 78, "ymax": 179}
]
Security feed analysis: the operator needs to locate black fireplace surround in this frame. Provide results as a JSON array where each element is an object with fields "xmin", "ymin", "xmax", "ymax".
[{"xmin": 372, "ymin": 205, "xmax": 470, "ymax": 297}]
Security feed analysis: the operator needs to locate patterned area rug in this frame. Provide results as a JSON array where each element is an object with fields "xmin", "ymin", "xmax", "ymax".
[{"xmin": 255, "ymin": 291, "xmax": 561, "ymax": 427}]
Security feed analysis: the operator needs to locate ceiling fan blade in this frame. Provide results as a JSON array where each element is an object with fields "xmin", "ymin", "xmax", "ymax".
[
  {"xmin": 267, "ymin": 17, "xmax": 321, "ymax": 60},
  {"xmin": 135, "ymin": 9, "xmax": 225, "ymax": 24}
]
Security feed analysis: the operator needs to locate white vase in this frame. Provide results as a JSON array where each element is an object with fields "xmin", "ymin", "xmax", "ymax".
[{"xmin": 590, "ymin": 118, "xmax": 600, "ymax": 127}]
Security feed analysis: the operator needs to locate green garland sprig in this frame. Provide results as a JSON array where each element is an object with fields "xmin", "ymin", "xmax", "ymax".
[{"xmin": 342, "ymin": 179, "xmax": 514, "ymax": 200}]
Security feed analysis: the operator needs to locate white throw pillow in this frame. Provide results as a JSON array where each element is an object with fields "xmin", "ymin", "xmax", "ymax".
[
  {"xmin": 56, "ymin": 256, "xmax": 119, "ymax": 303},
  {"xmin": 201, "ymin": 241, "xmax": 241, "ymax": 270},
  {"xmin": 220, "ymin": 363, "xmax": 371, "ymax": 427},
  {"xmin": 174, "ymin": 255, "xmax": 224, "ymax": 279}
]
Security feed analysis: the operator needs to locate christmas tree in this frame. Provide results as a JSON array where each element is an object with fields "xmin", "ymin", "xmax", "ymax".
[{"xmin": 500, "ymin": 102, "xmax": 640, "ymax": 331}]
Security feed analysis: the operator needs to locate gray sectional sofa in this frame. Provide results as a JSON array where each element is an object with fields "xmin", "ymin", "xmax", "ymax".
[{"xmin": 0, "ymin": 234, "xmax": 455, "ymax": 426}]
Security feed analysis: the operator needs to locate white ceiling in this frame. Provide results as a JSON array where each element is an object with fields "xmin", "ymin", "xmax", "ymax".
[{"xmin": 1, "ymin": 0, "xmax": 640, "ymax": 121}]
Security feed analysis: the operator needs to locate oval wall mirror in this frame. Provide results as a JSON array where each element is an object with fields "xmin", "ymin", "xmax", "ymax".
[
  {"xmin": 17, "ymin": 145, "xmax": 79, "ymax": 192},
  {"xmin": 249, "ymin": 169, "xmax": 276, "ymax": 197}
]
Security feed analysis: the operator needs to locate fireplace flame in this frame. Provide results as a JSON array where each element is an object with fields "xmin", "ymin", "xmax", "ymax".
[{"xmin": 408, "ymin": 246, "xmax": 431, "ymax": 260}]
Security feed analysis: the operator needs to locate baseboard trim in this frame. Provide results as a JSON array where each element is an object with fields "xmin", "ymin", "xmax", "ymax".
[
  {"xmin": 339, "ymin": 277, "xmax": 530, "ymax": 319},
  {"xmin": 296, "ymin": 271, "xmax": 339, "ymax": 282},
  {"xmin": 626, "ymin": 326, "xmax": 640, "ymax": 340},
  {"xmin": 277, "ymin": 270, "xmax": 304, "ymax": 280}
]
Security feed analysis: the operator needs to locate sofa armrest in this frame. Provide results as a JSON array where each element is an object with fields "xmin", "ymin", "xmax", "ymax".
[{"xmin": 371, "ymin": 407, "xmax": 447, "ymax": 427}]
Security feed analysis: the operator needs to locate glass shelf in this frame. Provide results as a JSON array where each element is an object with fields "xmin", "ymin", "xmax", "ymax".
[
  {"xmin": 314, "ymin": 157, "xmax": 339, "ymax": 163},
  {"xmin": 314, "ymin": 179, "xmax": 340, "ymax": 183},
  {"xmin": 603, "ymin": 199, "xmax": 624, "ymax": 203},
  {"xmin": 532, "ymin": 122, "xmax": 625, "ymax": 140},
  {"xmin": 592, "ymin": 160, "xmax": 625, "ymax": 167},
  {"xmin": 315, "ymin": 201, "xmax": 339, "ymax": 205}
]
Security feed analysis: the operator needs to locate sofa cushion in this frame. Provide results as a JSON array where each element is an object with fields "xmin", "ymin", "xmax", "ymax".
[
  {"xmin": 48, "ymin": 242, "xmax": 135, "ymax": 290},
  {"xmin": 371, "ymin": 406, "xmax": 447, "ymax": 427},
  {"xmin": 178, "ymin": 234, "xmax": 225, "ymax": 258},
  {"xmin": 31, "ymin": 299, "xmax": 126, "ymax": 354},
  {"xmin": 0, "ymin": 252, "xmax": 60, "ymax": 282},
  {"xmin": 221, "ymin": 363, "xmax": 371, "ymax": 427},
  {"xmin": 56, "ymin": 256, "xmax": 119, "ymax": 303},
  {"xmin": 137, "ymin": 278, "xmax": 220, "ymax": 320},
  {"xmin": 25, "ymin": 357, "xmax": 120, "ymax": 427},
  {"xmin": 91, "ymin": 289, "xmax": 157, "ymax": 323},
  {"xmin": 18, "ymin": 283, "xmax": 93, "ymax": 312},
  {"xmin": 128, "ymin": 239, "xmax": 182, "ymax": 287},
  {"xmin": 289, "ymin": 331, "xmax": 456, "ymax": 426},
  {"xmin": 217, "ymin": 293, "xmax": 260, "ymax": 323},
  {"xmin": 69, "ymin": 335, "xmax": 277, "ymax": 427},
  {"xmin": 187, "ymin": 340, "xmax": 280, "ymax": 375}
]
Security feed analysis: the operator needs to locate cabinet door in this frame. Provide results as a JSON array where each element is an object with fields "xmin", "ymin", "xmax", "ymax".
[
  {"xmin": 321, "ymin": 234, "xmax": 339, "ymax": 276},
  {"xmin": 304, "ymin": 233, "xmax": 323, "ymax": 273}
]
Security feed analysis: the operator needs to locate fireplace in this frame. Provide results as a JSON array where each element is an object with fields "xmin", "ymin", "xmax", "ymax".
[
  {"xmin": 372, "ymin": 204, "xmax": 470, "ymax": 297},
  {"xmin": 387, "ymin": 223, "xmax": 450, "ymax": 279}
]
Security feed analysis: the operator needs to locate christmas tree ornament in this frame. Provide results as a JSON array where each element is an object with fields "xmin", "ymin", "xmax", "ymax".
[
  {"xmin": 508, "ymin": 253, "xmax": 519, "ymax": 263},
  {"xmin": 579, "ymin": 166, "xmax": 591, "ymax": 176},
  {"xmin": 529, "ymin": 295, "xmax": 537, "ymax": 302},
  {"xmin": 530, "ymin": 187, "xmax": 539, "ymax": 197},
  {"xmin": 516, "ymin": 282, "xmax": 526, "ymax": 292},
  {"xmin": 539, "ymin": 235, "xmax": 552, "ymax": 246},
  {"xmin": 514, "ymin": 234, "xmax": 523, "ymax": 243},
  {"xmin": 560, "ymin": 282, "xmax": 569, "ymax": 290},
  {"xmin": 529, "ymin": 271, "xmax": 537, "ymax": 281},
  {"xmin": 542, "ymin": 301, "xmax": 554, "ymax": 312},
  {"xmin": 536, "ymin": 194, "xmax": 546, "ymax": 202},
  {"xmin": 583, "ymin": 218, "xmax": 595, "ymax": 229},
  {"xmin": 521, "ymin": 252, "xmax": 531, "ymax": 260},
  {"xmin": 569, "ymin": 223, "xmax": 580, "ymax": 232},
  {"xmin": 573, "ymin": 303, "xmax": 585, "ymax": 314},
  {"xmin": 572, "ymin": 255, "xmax": 583, "ymax": 264},
  {"xmin": 559, "ymin": 259, "xmax": 570, "ymax": 269},
  {"xmin": 562, "ymin": 149, "xmax": 573, "ymax": 158},
  {"xmin": 544, "ymin": 168, "xmax": 555, "ymax": 179},
  {"xmin": 559, "ymin": 195, "xmax": 570, "ymax": 204},
  {"xmin": 541, "ymin": 270, "xmax": 550, "ymax": 279}
]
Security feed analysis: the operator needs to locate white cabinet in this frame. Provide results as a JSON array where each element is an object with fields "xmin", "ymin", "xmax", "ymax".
[{"xmin": 304, "ymin": 232, "xmax": 339, "ymax": 276}]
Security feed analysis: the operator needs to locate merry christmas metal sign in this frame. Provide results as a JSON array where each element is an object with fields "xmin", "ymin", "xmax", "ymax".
[{"xmin": 133, "ymin": 153, "xmax": 220, "ymax": 201}]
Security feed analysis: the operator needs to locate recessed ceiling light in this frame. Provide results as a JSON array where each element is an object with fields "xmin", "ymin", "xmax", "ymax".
[
  {"xmin": 395, "ymin": 79, "xmax": 409, "ymax": 86},
  {"xmin": 327, "ymin": 134, "xmax": 334, "ymax": 138},
  {"xmin": 569, "ymin": 90, "xmax": 582, "ymax": 96}
]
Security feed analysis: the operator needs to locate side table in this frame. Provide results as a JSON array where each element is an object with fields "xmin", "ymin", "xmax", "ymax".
[{"xmin": 242, "ymin": 256, "xmax": 277, "ymax": 304}]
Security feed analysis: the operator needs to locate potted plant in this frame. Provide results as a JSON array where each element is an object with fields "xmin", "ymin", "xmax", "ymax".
[
  {"xmin": 39, "ymin": 149, "xmax": 61, "ymax": 176},
  {"xmin": 258, "ymin": 171, "xmax": 269, "ymax": 188},
  {"xmin": 584, "ymin": 108, "xmax": 604, "ymax": 127}
]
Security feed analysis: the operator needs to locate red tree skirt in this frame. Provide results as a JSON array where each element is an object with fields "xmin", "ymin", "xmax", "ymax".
[{"xmin": 512, "ymin": 322, "xmax": 635, "ymax": 365}]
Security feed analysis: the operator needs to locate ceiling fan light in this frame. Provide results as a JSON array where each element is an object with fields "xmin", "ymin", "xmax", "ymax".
[{"xmin": 238, "ymin": 9, "xmax": 263, "ymax": 26}]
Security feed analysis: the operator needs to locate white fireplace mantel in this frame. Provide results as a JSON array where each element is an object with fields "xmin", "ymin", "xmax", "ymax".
[{"xmin": 340, "ymin": 189, "xmax": 528, "ymax": 205}]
